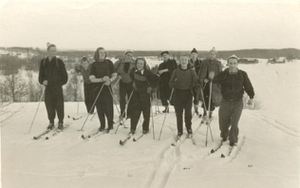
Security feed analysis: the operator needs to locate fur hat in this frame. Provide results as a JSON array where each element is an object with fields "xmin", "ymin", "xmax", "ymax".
[{"xmin": 160, "ymin": 51, "xmax": 169, "ymax": 56}]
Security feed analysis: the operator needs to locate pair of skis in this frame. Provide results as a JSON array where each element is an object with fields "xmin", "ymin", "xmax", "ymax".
[
  {"xmin": 210, "ymin": 140, "xmax": 236, "ymax": 158},
  {"xmin": 81, "ymin": 129, "xmax": 112, "ymax": 140},
  {"xmin": 119, "ymin": 132, "xmax": 148, "ymax": 146},
  {"xmin": 32, "ymin": 124, "xmax": 70, "ymax": 140}
]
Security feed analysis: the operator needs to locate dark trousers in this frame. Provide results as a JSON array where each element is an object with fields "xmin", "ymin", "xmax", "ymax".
[
  {"xmin": 218, "ymin": 99, "xmax": 243, "ymax": 144},
  {"xmin": 173, "ymin": 89, "xmax": 193, "ymax": 134},
  {"xmin": 95, "ymin": 86, "xmax": 114, "ymax": 129},
  {"xmin": 83, "ymin": 83, "xmax": 96, "ymax": 113},
  {"xmin": 159, "ymin": 83, "xmax": 172, "ymax": 106},
  {"xmin": 44, "ymin": 86, "xmax": 64, "ymax": 123},
  {"xmin": 119, "ymin": 81, "xmax": 133, "ymax": 117},
  {"xmin": 202, "ymin": 82, "xmax": 215, "ymax": 112},
  {"xmin": 130, "ymin": 92, "xmax": 151, "ymax": 132}
]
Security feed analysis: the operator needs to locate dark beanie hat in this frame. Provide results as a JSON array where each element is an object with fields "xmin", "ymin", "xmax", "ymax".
[
  {"xmin": 191, "ymin": 48, "xmax": 198, "ymax": 54},
  {"xmin": 160, "ymin": 51, "xmax": 169, "ymax": 56}
]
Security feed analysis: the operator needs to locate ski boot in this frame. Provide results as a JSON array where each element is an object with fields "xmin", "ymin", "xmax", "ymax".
[
  {"xmin": 47, "ymin": 123, "xmax": 55, "ymax": 130},
  {"xmin": 143, "ymin": 129, "xmax": 149, "ymax": 134},
  {"xmin": 58, "ymin": 122, "xmax": 64, "ymax": 130}
]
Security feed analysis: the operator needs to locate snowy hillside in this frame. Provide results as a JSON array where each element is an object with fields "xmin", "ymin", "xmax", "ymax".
[{"xmin": 1, "ymin": 60, "xmax": 300, "ymax": 188}]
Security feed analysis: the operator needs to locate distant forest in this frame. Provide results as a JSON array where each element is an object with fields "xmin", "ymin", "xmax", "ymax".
[{"xmin": 2, "ymin": 47, "xmax": 300, "ymax": 59}]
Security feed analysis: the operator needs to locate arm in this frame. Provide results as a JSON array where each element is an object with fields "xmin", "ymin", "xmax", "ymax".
[
  {"xmin": 243, "ymin": 72, "xmax": 255, "ymax": 99},
  {"xmin": 60, "ymin": 60, "xmax": 68, "ymax": 85},
  {"xmin": 168, "ymin": 69, "xmax": 176, "ymax": 89},
  {"xmin": 38, "ymin": 59, "xmax": 45, "ymax": 85}
]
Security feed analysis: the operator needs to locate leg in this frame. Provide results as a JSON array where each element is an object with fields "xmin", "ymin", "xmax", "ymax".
[
  {"xmin": 142, "ymin": 94, "xmax": 151, "ymax": 132},
  {"xmin": 56, "ymin": 87, "xmax": 64, "ymax": 124},
  {"xmin": 96, "ymin": 93, "xmax": 106, "ymax": 130},
  {"xmin": 218, "ymin": 101, "xmax": 232, "ymax": 141},
  {"xmin": 119, "ymin": 81, "xmax": 127, "ymax": 117},
  {"xmin": 184, "ymin": 91, "xmax": 193, "ymax": 134},
  {"xmin": 229, "ymin": 100, "xmax": 243, "ymax": 145},
  {"xmin": 85, "ymin": 84, "xmax": 95, "ymax": 113},
  {"xmin": 130, "ymin": 95, "xmax": 142, "ymax": 133},
  {"xmin": 104, "ymin": 88, "xmax": 114, "ymax": 130},
  {"xmin": 44, "ymin": 88, "xmax": 55, "ymax": 124}
]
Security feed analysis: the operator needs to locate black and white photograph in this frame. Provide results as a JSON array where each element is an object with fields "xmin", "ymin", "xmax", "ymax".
[{"xmin": 0, "ymin": 0, "xmax": 299, "ymax": 187}]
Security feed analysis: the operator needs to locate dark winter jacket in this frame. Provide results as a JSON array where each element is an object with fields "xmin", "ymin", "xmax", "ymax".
[
  {"xmin": 158, "ymin": 59, "xmax": 177, "ymax": 86},
  {"xmin": 213, "ymin": 68, "xmax": 255, "ymax": 101},
  {"xmin": 130, "ymin": 68, "xmax": 159, "ymax": 93},
  {"xmin": 114, "ymin": 58, "xmax": 135, "ymax": 84},
  {"xmin": 198, "ymin": 58, "xmax": 222, "ymax": 86},
  {"xmin": 38, "ymin": 56, "xmax": 68, "ymax": 87},
  {"xmin": 90, "ymin": 59, "xmax": 115, "ymax": 79},
  {"xmin": 169, "ymin": 67, "xmax": 199, "ymax": 90},
  {"xmin": 75, "ymin": 63, "xmax": 92, "ymax": 84}
]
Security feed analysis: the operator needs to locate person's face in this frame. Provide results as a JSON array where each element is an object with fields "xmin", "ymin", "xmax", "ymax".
[
  {"xmin": 162, "ymin": 53, "xmax": 169, "ymax": 61},
  {"xmin": 136, "ymin": 59, "xmax": 145, "ymax": 70},
  {"xmin": 98, "ymin": 49, "xmax": 106, "ymax": 60},
  {"xmin": 47, "ymin": 46, "xmax": 56, "ymax": 56},
  {"xmin": 180, "ymin": 57, "xmax": 189, "ymax": 67},
  {"xmin": 191, "ymin": 52, "xmax": 198, "ymax": 59},
  {"xmin": 228, "ymin": 58, "xmax": 238, "ymax": 69},
  {"xmin": 124, "ymin": 53, "xmax": 133, "ymax": 62},
  {"xmin": 209, "ymin": 51, "xmax": 217, "ymax": 60}
]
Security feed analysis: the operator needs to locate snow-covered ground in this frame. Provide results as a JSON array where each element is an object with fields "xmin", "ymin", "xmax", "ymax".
[{"xmin": 1, "ymin": 60, "xmax": 300, "ymax": 188}]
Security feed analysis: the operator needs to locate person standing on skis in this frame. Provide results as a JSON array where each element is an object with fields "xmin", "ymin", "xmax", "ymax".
[
  {"xmin": 189, "ymin": 48, "xmax": 203, "ymax": 115},
  {"xmin": 89, "ymin": 47, "xmax": 117, "ymax": 133},
  {"xmin": 114, "ymin": 50, "xmax": 135, "ymax": 121},
  {"xmin": 38, "ymin": 43, "xmax": 68, "ymax": 130},
  {"xmin": 157, "ymin": 51, "xmax": 177, "ymax": 113},
  {"xmin": 74, "ymin": 56, "xmax": 96, "ymax": 114},
  {"xmin": 169, "ymin": 56, "xmax": 199, "ymax": 138},
  {"xmin": 128, "ymin": 58, "xmax": 159, "ymax": 135},
  {"xmin": 199, "ymin": 47, "xmax": 223, "ymax": 118},
  {"xmin": 213, "ymin": 55, "xmax": 254, "ymax": 146}
]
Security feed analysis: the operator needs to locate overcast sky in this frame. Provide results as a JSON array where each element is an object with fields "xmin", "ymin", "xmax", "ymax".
[{"xmin": 0, "ymin": 0, "xmax": 299, "ymax": 51}]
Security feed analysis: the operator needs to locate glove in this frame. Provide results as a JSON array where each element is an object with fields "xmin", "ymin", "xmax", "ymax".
[
  {"xmin": 103, "ymin": 76, "xmax": 110, "ymax": 82},
  {"xmin": 147, "ymin": 87, "xmax": 152, "ymax": 94},
  {"xmin": 104, "ymin": 79, "xmax": 111, "ymax": 86},
  {"xmin": 43, "ymin": 80, "xmax": 48, "ymax": 86},
  {"xmin": 132, "ymin": 82, "xmax": 137, "ymax": 90},
  {"xmin": 247, "ymin": 98, "xmax": 254, "ymax": 106},
  {"xmin": 208, "ymin": 71, "xmax": 215, "ymax": 80},
  {"xmin": 204, "ymin": 78, "xmax": 209, "ymax": 84}
]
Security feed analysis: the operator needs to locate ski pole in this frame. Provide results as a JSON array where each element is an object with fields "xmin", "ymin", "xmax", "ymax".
[
  {"xmin": 115, "ymin": 90, "xmax": 134, "ymax": 134},
  {"xmin": 27, "ymin": 87, "xmax": 45, "ymax": 134},
  {"xmin": 150, "ymin": 97, "xmax": 155, "ymax": 140},
  {"xmin": 158, "ymin": 88, "xmax": 174, "ymax": 140},
  {"xmin": 79, "ymin": 84, "xmax": 105, "ymax": 131}
]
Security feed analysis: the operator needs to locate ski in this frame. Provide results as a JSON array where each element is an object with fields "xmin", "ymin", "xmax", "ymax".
[
  {"xmin": 81, "ymin": 129, "xmax": 101, "ymax": 140},
  {"xmin": 171, "ymin": 134, "xmax": 186, "ymax": 146},
  {"xmin": 210, "ymin": 140, "xmax": 224, "ymax": 154},
  {"xmin": 133, "ymin": 133, "xmax": 144, "ymax": 142},
  {"xmin": 119, "ymin": 133, "xmax": 133, "ymax": 146},
  {"xmin": 221, "ymin": 145, "xmax": 235, "ymax": 158},
  {"xmin": 33, "ymin": 129, "xmax": 52, "ymax": 140},
  {"xmin": 67, "ymin": 115, "xmax": 83, "ymax": 121}
]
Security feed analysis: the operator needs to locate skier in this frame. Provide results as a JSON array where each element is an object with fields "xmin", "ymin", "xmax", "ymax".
[
  {"xmin": 157, "ymin": 51, "xmax": 177, "ymax": 113},
  {"xmin": 213, "ymin": 55, "xmax": 254, "ymax": 146},
  {"xmin": 169, "ymin": 56, "xmax": 199, "ymax": 137},
  {"xmin": 198, "ymin": 47, "xmax": 222, "ymax": 118},
  {"xmin": 89, "ymin": 47, "xmax": 117, "ymax": 132},
  {"xmin": 128, "ymin": 57, "xmax": 159, "ymax": 134},
  {"xmin": 38, "ymin": 43, "xmax": 68, "ymax": 130},
  {"xmin": 74, "ymin": 56, "xmax": 96, "ymax": 114},
  {"xmin": 114, "ymin": 50, "xmax": 135, "ymax": 120},
  {"xmin": 189, "ymin": 48, "xmax": 203, "ymax": 115}
]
